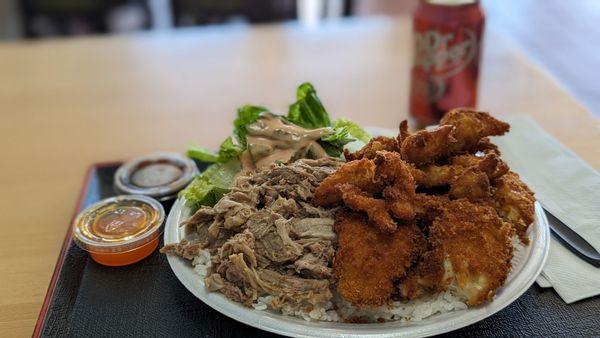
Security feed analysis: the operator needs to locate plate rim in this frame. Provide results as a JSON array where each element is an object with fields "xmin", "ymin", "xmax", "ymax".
[{"xmin": 164, "ymin": 196, "xmax": 549, "ymax": 338}]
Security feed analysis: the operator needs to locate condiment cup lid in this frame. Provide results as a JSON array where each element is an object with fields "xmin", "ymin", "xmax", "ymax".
[
  {"xmin": 114, "ymin": 152, "xmax": 198, "ymax": 201},
  {"xmin": 72, "ymin": 195, "xmax": 165, "ymax": 254}
]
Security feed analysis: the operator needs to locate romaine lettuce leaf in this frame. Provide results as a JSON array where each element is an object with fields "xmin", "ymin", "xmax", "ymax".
[
  {"xmin": 333, "ymin": 118, "xmax": 371, "ymax": 143},
  {"xmin": 287, "ymin": 83, "xmax": 332, "ymax": 129},
  {"xmin": 234, "ymin": 105, "xmax": 267, "ymax": 147},
  {"xmin": 179, "ymin": 159, "xmax": 241, "ymax": 208},
  {"xmin": 187, "ymin": 137, "xmax": 243, "ymax": 164},
  {"xmin": 203, "ymin": 158, "xmax": 241, "ymax": 190},
  {"xmin": 319, "ymin": 127, "xmax": 355, "ymax": 157},
  {"xmin": 178, "ymin": 175, "xmax": 227, "ymax": 207},
  {"xmin": 217, "ymin": 136, "xmax": 243, "ymax": 163},
  {"xmin": 187, "ymin": 144, "xmax": 219, "ymax": 163}
]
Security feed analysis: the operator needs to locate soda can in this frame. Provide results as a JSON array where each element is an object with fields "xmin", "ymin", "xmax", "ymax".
[{"xmin": 409, "ymin": 0, "xmax": 485, "ymax": 127}]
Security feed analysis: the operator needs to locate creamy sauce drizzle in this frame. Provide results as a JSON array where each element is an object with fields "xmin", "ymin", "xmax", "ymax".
[{"xmin": 241, "ymin": 113, "xmax": 332, "ymax": 170}]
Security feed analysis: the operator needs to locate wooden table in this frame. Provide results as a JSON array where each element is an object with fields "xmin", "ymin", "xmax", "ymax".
[{"xmin": 0, "ymin": 17, "xmax": 598, "ymax": 336}]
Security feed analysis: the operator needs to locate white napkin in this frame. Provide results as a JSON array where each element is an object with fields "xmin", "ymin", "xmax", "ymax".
[{"xmin": 494, "ymin": 115, "xmax": 600, "ymax": 304}]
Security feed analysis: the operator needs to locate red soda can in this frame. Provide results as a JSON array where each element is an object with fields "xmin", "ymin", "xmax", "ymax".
[{"xmin": 409, "ymin": 0, "xmax": 485, "ymax": 127}]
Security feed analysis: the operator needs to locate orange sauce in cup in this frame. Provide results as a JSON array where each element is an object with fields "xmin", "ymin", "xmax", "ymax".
[{"xmin": 73, "ymin": 195, "xmax": 164, "ymax": 266}]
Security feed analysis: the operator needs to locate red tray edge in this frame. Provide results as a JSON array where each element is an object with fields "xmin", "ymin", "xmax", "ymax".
[{"xmin": 32, "ymin": 161, "xmax": 122, "ymax": 338}]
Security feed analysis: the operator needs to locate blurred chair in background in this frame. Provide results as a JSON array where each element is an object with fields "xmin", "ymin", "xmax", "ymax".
[
  {"xmin": 171, "ymin": 0, "xmax": 296, "ymax": 26},
  {"xmin": 19, "ymin": 0, "xmax": 151, "ymax": 38},
  {"xmin": 4, "ymin": 0, "xmax": 355, "ymax": 40}
]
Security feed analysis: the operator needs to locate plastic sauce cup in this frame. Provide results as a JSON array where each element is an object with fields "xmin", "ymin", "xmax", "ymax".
[{"xmin": 72, "ymin": 195, "xmax": 165, "ymax": 266}]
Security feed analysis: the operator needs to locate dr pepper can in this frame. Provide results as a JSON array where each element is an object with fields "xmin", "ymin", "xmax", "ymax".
[{"xmin": 409, "ymin": 0, "xmax": 485, "ymax": 127}]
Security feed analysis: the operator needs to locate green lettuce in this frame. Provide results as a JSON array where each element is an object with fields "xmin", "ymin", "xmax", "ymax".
[
  {"xmin": 333, "ymin": 118, "xmax": 371, "ymax": 143},
  {"xmin": 217, "ymin": 136, "xmax": 243, "ymax": 162},
  {"xmin": 187, "ymin": 137, "xmax": 243, "ymax": 164},
  {"xmin": 187, "ymin": 144, "xmax": 219, "ymax": 163},
  {"xmin": 178, "ymin": 175, "xmax": 227, "ymax": 207},
  {"xmin": 287, "ymin": 83, "xmax": 332, "ymax": 128},
  {"xmin": 203, "ymin": 159, "xmax": 241, "ymax": 190},
  {"xmin": 319, "ymin": 127, "xmax": 355, "ymax": 157},
  {"xmin": 179, "ymin": 159, "xmax": 241, "ymax": 208},
  {"xmin": 234, "ymin": 105, "xmax": 267, "ymax": 147}
]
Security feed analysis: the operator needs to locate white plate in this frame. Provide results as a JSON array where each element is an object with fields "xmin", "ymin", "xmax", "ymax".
[
  {"xmin": 164, "ymin": 195, "xmax": 549, "ymax": 337},
  {"xmin": 165, "ymin": 124, "xmax": 549, "ymax": 337}
]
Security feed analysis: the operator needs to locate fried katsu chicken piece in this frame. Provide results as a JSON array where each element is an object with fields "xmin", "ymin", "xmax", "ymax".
[
  {"xmin": 416, "ymin": 153, "xmax": 508, "ymax": 188},
  {"xmin": 334, "ymin": 212, "xmax": 426, "ymax": 307},
  {"xmin": 316, "ymin": 151, "xmax": 416, "ymax": 233},
  {"xmin": 337, "ymin": 184, "xmax": 398, "ymax": 233},
  {"xmin": 449, "ymin": 167, "xmax": 492, "ymax": 201},
  {"xmin": 441, "ymin": 108, "xmax": 510, "ymax": 152},
  {"xmin": 400, "ymin": 125, "xmax": 457, "ymax": 165},
  {"xmin": 417, "ymin": 163, "xmax": 464, "ymax": 188},
  {"xmin": 452, "ymin": 153, "xmax": 509, "ymax": 180},
  {"xmin": 314, "ymin": 158, "xmax": 379, "ymax": 206},
  {"xmin": 414, "ymin": 193, "xmax": 450, "ymax": 223},
  {"xmin": 492, "ymin": 171, "xmax": 535, "ymax": 244},
  {"xmin": 399, "ymin": 109, "xmax": 509, "ymax": 165},
  {"xmin": 397, "ymin": 120, "xmax": 411, "ymax": 144},
  {"xmin": 374, "ymin": 151, "xmax": 416, "ymax": 221},
  {"xmin": 472, "ymin": 137, "xmax": 501, "ymax": 155},
  {"xmin": 398, "ymin": 200, "xmax": 514, "ymax": 306},
  {"xmin": 343, "ymin": 136, "xmax": 399, "ymax": 161}
]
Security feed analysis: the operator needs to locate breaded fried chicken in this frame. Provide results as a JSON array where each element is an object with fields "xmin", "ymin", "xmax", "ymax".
[
  {"xmin": 472, "ymin": 137, "xmax": 501, "ymax": 156},
  {"xmin": 440, "ymin": 108, "xmax": 510, "ymax": 153},
  {"xmin": 343, "ymin": 136, "xmax": 399, "ymax": 161},
  {"xmin": 492, "ymin": 171, "xmax": 536, "ymax": 244},
  {"xmin": 374, "ymin": 151, "xmax": 416, "ymax": 221},
  {"xmin": 315, "ymin": 109, "xmax": 534, "ymax": 311},
  {"xmin": 315, "ymin": 151, "xmax": 416, "ymax": 233},
  {"xmin": 399, "ymin": 109, "xmax": 509, "ymax": 165},
  {"xmin": 415, "ymin": 153, "xmax": 508, "ymax": 190},
  {"xmin": 334, "ymin": 213, "xmax": 426, "ymax": 307},
  {"xmin": 449, "ymin": 167, "xmax": 492, "ymax": 202},
  {"xmin": 452, "ymin": 153, "xmax": 509, "ymax": 180},
  {"xmin": 413, "ymin": 193, "xmax": 450, "ymax": 224},
  {"xmin": 337, "ymin": 184, "xmax": 398, "ymax": 233},
  {"xmin": 398, "ymin": 200, "xmax": 514, "ymax": 306},
  {"xmin": 400, "ymin": 125, "xmax": 457, "ymax": 165},
  {"xmin": 397, "ymin": 120, "xmax": 411, "ymax": 144},
  {"xmin": 313, "ymin": 158, "xmax": 379, "ymax": 206}
]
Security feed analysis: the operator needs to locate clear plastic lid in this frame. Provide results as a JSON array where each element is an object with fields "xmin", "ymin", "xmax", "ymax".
[
  {"xmin": 114, "ymin": 153, "xmax": 198, "ymax": 201},
  {"xmin": 72, "ymin": 195, "xmax": 165, "ymax": 254}
]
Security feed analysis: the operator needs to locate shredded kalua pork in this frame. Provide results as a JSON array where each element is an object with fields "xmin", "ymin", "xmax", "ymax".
[{"xmin": 161, "ymin": 157, "xmax": 342, "ymax": 311}]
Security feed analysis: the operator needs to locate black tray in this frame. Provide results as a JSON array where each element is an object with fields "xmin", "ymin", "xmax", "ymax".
[{"xmin": 35, "ymin": 163, "xmax": 600, "ymax": 337}]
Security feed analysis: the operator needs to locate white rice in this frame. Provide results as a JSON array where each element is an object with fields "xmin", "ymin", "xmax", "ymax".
[{"xmin": 191, "ymin": 236, "xmax": 522, "ymax": 323}]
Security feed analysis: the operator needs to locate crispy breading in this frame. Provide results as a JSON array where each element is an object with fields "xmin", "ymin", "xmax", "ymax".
[
  {"xmin": 417, "ymin": 163, "xmax": 464, "ymax": 188},
  {"xmin": 337, "ymin": 184, "xmax": 398, "ymax": 233},
  {"xmin": 400, "ymin": 109, "xmax": 509, "ymax": 165},
  {"xmin": 472, "ymin": 137, "xmax": 501, "ymax": 155},
  {"xmin": 397, "ymin": 120, "xmax": 411, "ymax": 145},
  {"xmin": 374, "ymin": 151, "xmax": 416, "ymax": 221},
  {"xmin": 343, "ymin": 136, "xmax": 399, "ymax": 161},
  {"xmin": 492, "ymin": 171, "xmax": 536, "ymax": 244},
  {"xmin": 452, "ymin": 153, "xmax": 509, "ymax": 180},
  {"xmin": 441, "ymin": 108, "xmax": 510, "ymax": 153},
  {"xmin": 413, "ymin": 193, "xmax": 450, "ymax": 223},
  {"xmin": 449, "ymin": 168, "xmax": 492, "ymax": 201},
  {"xmin": 416, "ymin": 153, "xmax": 508, "ymax": 188},
  {"xmin": 315, "ymin": 151, "xmax": 416, "ymax": 233},
  {"xmin": 400, "ymin": 125, "xmax": 457, "ymax": 165},
  {"xmin": 397, "ymin": 250, "xmax": 447, "ymax": 300},
  {"xmin": 399, "ymin": 200, "xmax": 514, "ymax": 306},
  {"xmin": 334, "ymin": 212, "xmax": 425, "ymax": 307},
  {"xmin": 313, "ymin": 158, "xmax": 379, "ymax": 206}
]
